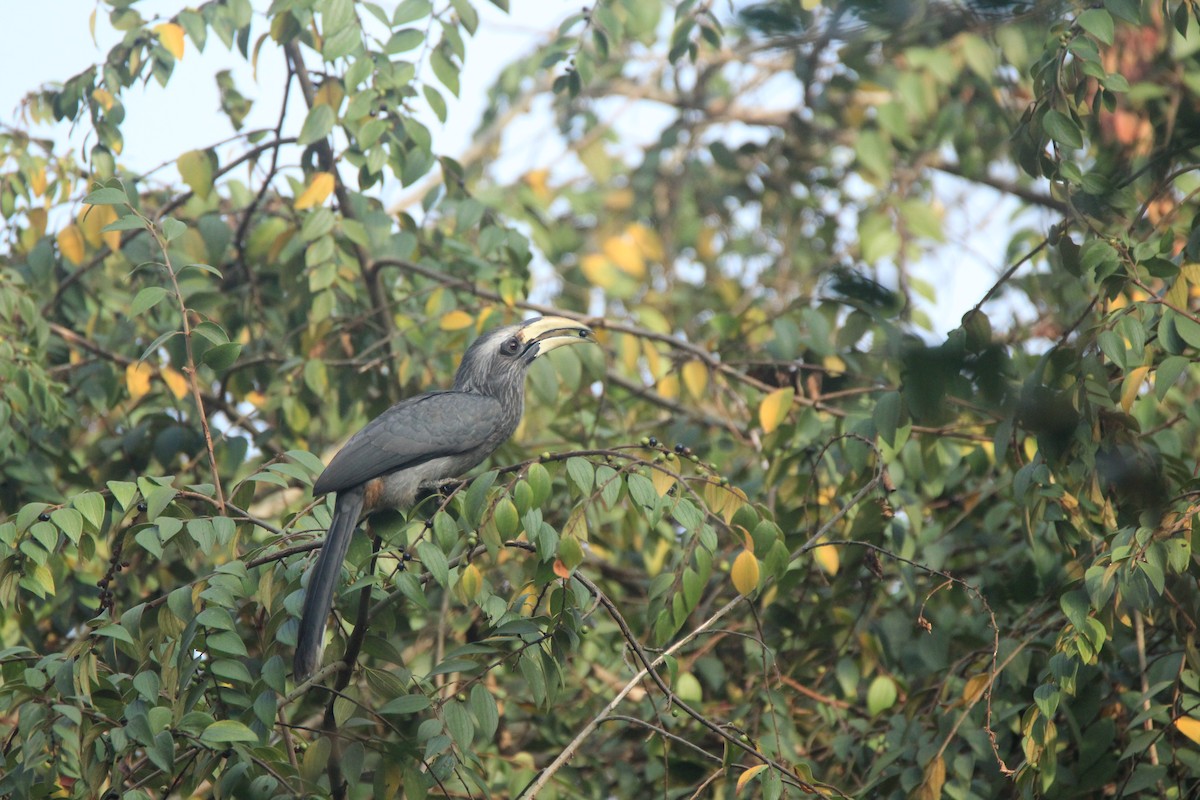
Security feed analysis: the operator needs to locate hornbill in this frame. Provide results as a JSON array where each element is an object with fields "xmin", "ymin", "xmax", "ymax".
[{"xmin": 293, "ymin": 316, "xmax": 596, "ymax": 680}]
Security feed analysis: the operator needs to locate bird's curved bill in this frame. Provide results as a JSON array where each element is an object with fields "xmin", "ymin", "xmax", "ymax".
[{"xmin": 518, "ymin": 316, "xmax": 596, "ymax": 356}]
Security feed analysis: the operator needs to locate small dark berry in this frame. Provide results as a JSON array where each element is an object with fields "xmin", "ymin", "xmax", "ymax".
[
  {"xmin": 38, "ymin": 513, "xmax": 50, "ymax": 522},
  {"xmin": 121, "ymin": 561, "xmax": 130, "ymax": 568},
  {"xmin": 648, "ymin": 436, "xmax": 658, "ymax": 447},
  {"xmin": 137, "ymin": 502, "xmax": 147, "ymax": 512},
  {"xmin": 674, "ymin": 444, "xmax": 685, "ymax": 454}
]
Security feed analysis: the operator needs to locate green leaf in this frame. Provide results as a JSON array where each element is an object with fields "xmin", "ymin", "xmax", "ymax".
[
  {"xmin": 1077, "ymin": 8, "xmax": 1115, "ymax": 45},
  {"xmin": 566, "ymin": 457, "xmax": 594, "ymax": 495},
  {"xmin": 50, "ymin": 508, "xmax": 83, "ymax": 544},
  {"xmin": 93, "ymin": 624, "xmax": 135, "ymax": 645},
  {"xmin": 200, "ymin": 720, "xmax": 260, "ymax": 746},
  {"xmin": 1174, "ymin": 314, "xmax": 1200, "ymax": 349},
  {"xmin": 131, "ymin": 286, "xmax": 170, "ymax": 316},
  {"xmin": 160, "ymin": 216, "xmax": 186, "ymax": 241},
  {"xmin": 866, "ymin": 675, "xmax": 897, "ymax": 715},
  {"xmin": 386, "ymin": 28, "xmax": 424, "ymax": 53},
  {"xmin": 83, "ymin": 186, "xmax": 129, "ymax": 205},
  {"xmin": 73, "ymin": 492, "xmax": 106, "ymax": 532},
  {"xmin": 430, "ymin": 47, "xmax": 460, "ymax": 96},
  {"xmin": 298, "ymin": 104, "xmax": 336, "ymax": 145},
  {"xmin": 202, "ymin": 342, "xmax": 242, "ymax": 371},
  {"xmin": 1043, "ymin": 109, "xmax": 1083, "ymax": 149},
  {"xmin": 393, "ymin": 0, "xmax": 432, "ymax": 24},
  {"xmin": 177, "ymin": 149, "xmax": 215, "ymax": 198},
  {"xmin": 416, "ymin": 541, "xmax": 450, "ymax": 586},
  {"xmin": 380, "ymin": 694, "xmax": 431, "ymax": 715}
]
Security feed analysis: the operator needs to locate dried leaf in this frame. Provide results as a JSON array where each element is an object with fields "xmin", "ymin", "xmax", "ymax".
[{"xmin": 736, "ymin": 764, "xmax": 769, "ymax": 793}]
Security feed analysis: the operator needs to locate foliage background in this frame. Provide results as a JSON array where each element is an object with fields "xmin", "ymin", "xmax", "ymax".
[{"xmin": 3, "ymin": 0, "xmax": 1200, "ymax": 797}]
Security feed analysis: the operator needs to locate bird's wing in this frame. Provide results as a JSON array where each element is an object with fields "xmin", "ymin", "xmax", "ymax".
[{"xmin": 312, "ymin": 391, "xmax": 505, "ymax": 495}]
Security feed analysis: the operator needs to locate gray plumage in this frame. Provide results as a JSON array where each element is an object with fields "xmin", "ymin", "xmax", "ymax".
[{"xmin": 294, "ymin": 317, "xmax": 594, "ymax": 680}]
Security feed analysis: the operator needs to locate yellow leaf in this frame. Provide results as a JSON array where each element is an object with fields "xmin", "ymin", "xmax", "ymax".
[
  {"xmin": 1166, "ymin": 275, "xmax": 1189, "ymax": 309},
  {"xmin": 524, "ymin": 169, "xmax": 551, "ymax": 202},
  {"xmin": 620, "ymin": 334, "xmax": 639, "ymax": 373},
  {"xmin": 314, "ymin": 79, "xmax": 345, "ymax": 112},
  {"xmin": 295, "ymin": 172, "xmax": 335, "ymax": 210},
  {"xmin": 916, "ymin": 756, "xmax": 945, "ymax": 800},
  {"xmin": 651, "ymin": 469, "xmax": 675, "ymax": 497},
  {"xmin": 801, "ymin": 0, "xmax": 821, "ymax": 9},
  {"xmin": 1177, "ymin": 717, "xmax": 1200, "ymax": 745},
  {"xmin": 682, "ymin": 360, "xmax": 708, "ymax": 398},
  {"xmin": 28, "ymin": 165, "xmax": 47, "ymax": 197},
  {"xmin": 731, "ymin": 549, "xmax": 760, "ymax": 596},
  {"xmin": 58, "ymin": 225, "xmax": 86, "ymax": 265},
  {"xmin": 696, "ymin": 226, "xmax": 717, "ymax": 261},
  {"xmin": 440, "ymin": 310, "xmax": 474, "ymax": 331},
  {"xmin": 627, "ymin": 222, "xmax": 664, "ymax": 262},
  {"xmin": 642, "ymin": 339, "xmax": 665, "ymax": 378},
  {"xmin": 813, "ymin": 541, "xmax": 839, "ymax": 575},
  {"xmin": 962, "ymin": 673, "xmax": 989, "ymax": 704},
  {"xmin": 580, "ymin": 253, "xmax": 617, "ymax": 289},
  {"xmin": 91, "ymin": 88, "xmax": 115, "ymax": 112},
  {"xmin": 154, "ymin": 23, "xmax": 186, "ymax": 59},
  {"xmin": 459, "ymin": 563, "xmax": 482, "ymax": 600},
  {"xmin": 245, "ymin": 390, "xmax": 267, "ymax": 408},
  {"xmin": 604, "ymin": 187, "xmax": 634, "ymax": 211},
  {"xmin": 657, "ymin": 373, "xmax": 679, "ymax": 400},
  {"xmin": 79, "ymin": 204, "xmax": 119, "ymax": 250},
  {"xmin": 823, "ymin": 354, "xmax": 847, "ymax": 375},
  {"xmin": 736, "ymin": 764, "xmax": 769, "ymax": 793},
  {"xmin": 724, "ymin": 486, "xmax": 747, "ymax": 524},
  {"xmin": 1121, "ymin": 366, "xmax": 1149, "ymax": 413},
  {"xmin": 758, "ymin": 387, "xmax": 794, "ymax": 434},
  {"xmin": 125, "ymin": 362, "xmax": 154, "ymax": 400},
  {"xmin": 161, "ymin": 367, "xmax": 190, "ymax": 400},
  {"xmin": 27, "ymin": 208, "xmax": 47, "ymax": 238},
  {"xmin": 602, "ymin": 232, "xmax": 646, "ymax": 277}
]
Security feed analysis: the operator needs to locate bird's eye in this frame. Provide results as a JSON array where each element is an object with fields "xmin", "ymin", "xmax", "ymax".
[{"xmin": 501, "ymin": 336, "xmax": 522, "ymax": 356}]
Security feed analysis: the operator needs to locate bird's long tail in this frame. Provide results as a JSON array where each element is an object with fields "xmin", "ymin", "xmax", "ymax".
[{"xmin": 294, "ymin": 485, "xmax": 365, "ymax": 680}]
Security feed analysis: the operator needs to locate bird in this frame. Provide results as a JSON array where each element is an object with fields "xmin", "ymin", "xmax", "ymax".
[{"xmin": 293, "ymin": 315, "xmax": 597, "ymax": 680}]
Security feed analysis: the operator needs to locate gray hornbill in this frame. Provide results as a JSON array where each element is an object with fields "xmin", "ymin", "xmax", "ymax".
[{"xmin": 294, "ymin": 316, "xmax": 596, "ymax": 680}]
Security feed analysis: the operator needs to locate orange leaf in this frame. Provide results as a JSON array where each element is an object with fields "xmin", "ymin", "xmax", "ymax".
[
  {"xmin": 294, "ymin": 172, "xmax": 335, "ymax": 210},
  {"xmin": 154, "ymin": 22, "xmax": 186, "ymax": 59},
  {"xmin": 657, "ymin": 373, "xmax": 679, "ymax": 400},
  {"xmin": 758, "ymin": 387, "xmax": 794, "ymax": 433},
  {"xmin": 736, "ymin": 764, "xmax": 769, "ymax": 793},
  {"xmin": 731, "ymin": 549, "xmax": 760, "ymax": 596},
  {"xmin": 552, "ymin": 559, "xmax": 571, "ymax": 579},
  {"xmin": 58, "ymin": 225, "xmax": 86, "ymax": 265},
  {"xmin": 161, "ymin": 367, "xmax": 190, "ymax": 400},
  {"xmin": 125, "ymin": 362, "xmax": 153, "ymax": 400},
  {"xmin": 439, "ymin": 310, "xmax": 474, "ymax": 331}
]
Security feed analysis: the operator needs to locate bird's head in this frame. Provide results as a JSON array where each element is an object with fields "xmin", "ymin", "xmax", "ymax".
[{"xmin": 453, "ymin": 315, "xmax": 596, "ymax": 395}]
